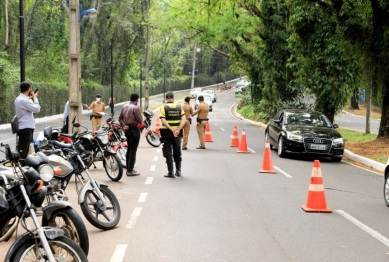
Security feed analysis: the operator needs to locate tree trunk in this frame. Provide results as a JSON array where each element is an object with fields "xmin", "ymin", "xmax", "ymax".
[
  {"xmin": 350, "ymin": 87, "xmax": 359, "ymax": 109},
  {"xmin": 5, "ymin": 0, "xmax": 8, "ymax": 47},
  {"xmin": 378, "ymin": 78, "xmax": 389, "ymax": 137}
]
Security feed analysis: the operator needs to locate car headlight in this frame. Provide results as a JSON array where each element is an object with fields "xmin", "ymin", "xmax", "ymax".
[
  {"xmin": 333, "ymin": 138, "xmax": 343, "ymax": 144},
  {"xmin": 287, "ymin": 132, "xmax": 302, "ymax": 141},
  {"xmin": 38, "ymin": 164, "xmax": 54, "ymax": 182}
]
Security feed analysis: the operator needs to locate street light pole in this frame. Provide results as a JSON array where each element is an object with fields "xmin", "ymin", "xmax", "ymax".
[
  {"xmin": 110, "ymin": 38, "xmax": 114, "ymax": 116},
  {"xmin": 19, "ymin": 0, "xmax": 25, "ymax": 82},
  {"xmin": 163, "ymin": 62, "xmax": 166, "ymax": 103},
  {"xmin": 140, "ymin": 59, "xmax": 143, "ymax": 110}
]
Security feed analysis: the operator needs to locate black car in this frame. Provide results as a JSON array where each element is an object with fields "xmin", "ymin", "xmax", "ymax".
[{"xmin": 265, "ymin": 109, "xmax": 344, "ymax": 162}]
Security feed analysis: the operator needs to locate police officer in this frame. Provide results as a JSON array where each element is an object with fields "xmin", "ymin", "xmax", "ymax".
[
  {"xmin": 159, "ymin": 91, "xmax": 186, "ymax": 178},
  {"xmin": 83, "ymin": 94, "xmax": 106, "ymax": 132},
  {"xmin": 181, "ymin": 96, "xmax": 193, "ymax": 150},
  {"xmin": 192, "ymin": 95, "xmax": 209, "ymax": 149}
]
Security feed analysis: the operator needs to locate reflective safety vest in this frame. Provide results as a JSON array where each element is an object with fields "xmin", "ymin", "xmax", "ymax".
[{"xmin": 160, "ymin": 102, "xmax": 183, "ymax": 129}]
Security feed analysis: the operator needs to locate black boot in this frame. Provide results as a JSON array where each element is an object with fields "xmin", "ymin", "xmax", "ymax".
[
  {"xmin": 175, "ymin": 161, "xmax": 182, "ymax": 177},
  {"xmin": 164, "ymin": 163, "xmax": 175, "ymax": 178}
]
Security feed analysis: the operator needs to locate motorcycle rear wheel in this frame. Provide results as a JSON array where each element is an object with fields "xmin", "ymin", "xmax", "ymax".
[
  {"xmin": 11, "ymin": 236, "xmax": 88, "ymax": 262},
  {"xmin": 80, "ymin": 185, "xmax": 121, "ymax": 230},
  {"xmin": 103, "ymin": 154, "xmax": 123, "ymax": 181},
  {"xmin": 41, "ymin": 206, "xmax": 89, "ymax": 255},
  {"xmin": 146, "ymin": 131, "xmax": 162, "ymax": 147}
]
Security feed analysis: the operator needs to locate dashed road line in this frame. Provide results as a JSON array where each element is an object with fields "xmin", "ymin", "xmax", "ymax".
[
  {"xmin": 274, "ymin": 166, "xmax": 292, "ymax": 178},
  {"xmin": 221, "ymin": 128, "xmax": 225, "ymax": 131},
  {"xmin": 110, "ymin": 244, "xmax": 128, "ymax": 262},
  {"xmin": 336, "ymin": 210, "xmax": 389, "ymax": 248},
  {"xmin": 153, "ymin": 156, "xmax": 159, "ymax": 161},
  {"xmin": 150, "ymin": 165, "xmax": 156, "ymax": 171},
  {"xmin": 138, "ymin": 193, "xmax": 148, "ymax": 203},
  {"xmin": 145, "ymin": 177, "xmax": 154, "ymax": 185},
  {"xmin": 126, "ymin": 207, "xmax": 143, "ymax": 228},
  {"xmin": 156, "ymin": 149, "xmax": 161, "ymax": 153},
  {"xmin": 247, "ymin": 147, "xmax": 256, "ymax": 153}
]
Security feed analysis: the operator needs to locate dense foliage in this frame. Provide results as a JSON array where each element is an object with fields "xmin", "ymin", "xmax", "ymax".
[{"xmin": 1, "ymin": 0, "xmax": 388, "ymax": 137}]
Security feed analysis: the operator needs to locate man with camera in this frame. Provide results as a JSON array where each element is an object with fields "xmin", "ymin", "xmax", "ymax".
[{"xmin": 14, "ymin": 81, "xmax": 41, "ymax": 163}]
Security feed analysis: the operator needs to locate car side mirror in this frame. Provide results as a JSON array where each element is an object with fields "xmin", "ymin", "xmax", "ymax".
[
  {"xmin": 274, "ymin": 119, "xmax": 281, "ymax": 125},
  {"xmin": 333, "ymin": 124, "xmax": 339, "ymax": 129}
]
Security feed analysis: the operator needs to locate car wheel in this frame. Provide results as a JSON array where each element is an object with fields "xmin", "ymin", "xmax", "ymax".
[
  {"xmin": 264, "ymin": 130, "xmax": 273, "ymax": 150},
  {"xmin": 331, "ymin": 156, "xmax": 342, "ymax": 162},
  {"xmin": 384, "ymin": 173, "xmax": 389, "ymax": 207},
  {"xmin": 277, "ymin": 137, "xmax": 286, "ymax": 157}
]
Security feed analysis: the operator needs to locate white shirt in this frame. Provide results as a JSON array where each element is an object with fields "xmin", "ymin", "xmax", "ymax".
[{"xmin": 14, "ymin": 93, "xmax": 40, "ymax": 129}]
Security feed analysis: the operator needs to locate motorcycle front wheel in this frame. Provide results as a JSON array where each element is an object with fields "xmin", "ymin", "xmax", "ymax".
[
  {"xmin": 146, "ymin": 131, "xmax": 162, "ymax": 147},
  {"xmin": 80, "ymin": 185, "xmax": 121, "ymax": 230},
  {"xmin": 11, "ymin": 236, "xmax": 88, "ymax": 262},
  {"xmin": 41, "ymin": 206, "xmax": 89, "ymax": 255},
  {"xmin": 103, "ymin": 154, "xmax": 123, "ymax": 181},
  {"xmin": 116, "ymin": 145, "xmax": 127, "ymax": 169}
]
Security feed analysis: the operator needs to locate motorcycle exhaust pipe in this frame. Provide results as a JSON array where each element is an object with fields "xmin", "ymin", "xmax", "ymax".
[{"xmin": 0, "ymin": 217, "xmax": 19, "ymax": 242}]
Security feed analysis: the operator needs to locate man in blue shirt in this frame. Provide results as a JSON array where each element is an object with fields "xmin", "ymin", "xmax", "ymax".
[{"xmin": 14, "ymin": 81, "xmax": 40, "ymax": 162}]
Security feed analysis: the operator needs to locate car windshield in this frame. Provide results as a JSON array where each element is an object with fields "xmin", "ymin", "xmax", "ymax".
[
  {"xmin": 285, "ymin": 112, "xmax": 332, "ymax": 127},
  {"xmin": 191, "ymin": 88, "xmax": 201, "ymax": 94}
]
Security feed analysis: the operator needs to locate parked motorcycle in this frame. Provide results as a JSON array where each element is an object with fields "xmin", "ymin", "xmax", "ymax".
[
  {"xmin": 39, "ymin": 125, "xmax": 121, "ymax": 230},
  {"xmin": 103, "ymin": 117, "xmax": 128, "ymax": 169},
  {"xmin": 0, "ymin": 121, "xmax": 88, "ymax": 261},
  {"xmin": 0, "ymin": 117, "xmax": 90, "ymax": 256},
  {"xmin": 140, "ymin": 109, "xmax": 162, "ymax": 147}
]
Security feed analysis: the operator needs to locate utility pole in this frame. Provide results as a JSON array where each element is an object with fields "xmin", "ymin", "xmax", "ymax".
[
  {"xmin": 144, "ymin": 24, "xmax": 150, "ymax": 110},
  {"xmin": 110, "ymin": 38, "xmax": 114, "ymax": 116},
  {"xmin": 68, "ymin": 0, "xmax": 82, "ymax": 133},
  {"xmin": 191, "ymin": 42, "xmax": 197, "ymax": 89},
  {"xmin": 19, "ymin": 0, "xmax": 25, "ymax": 82}
]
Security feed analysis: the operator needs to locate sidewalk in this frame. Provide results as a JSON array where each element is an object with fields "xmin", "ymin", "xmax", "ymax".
[{"xmin": 231, "ymin": 102, "xmax": 388, "ymax": 174}]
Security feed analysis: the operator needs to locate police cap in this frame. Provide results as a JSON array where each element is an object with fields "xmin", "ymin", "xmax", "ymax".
[{"xmin": 165, "ymin": 91, "xmax": 174, "ymax": 99}]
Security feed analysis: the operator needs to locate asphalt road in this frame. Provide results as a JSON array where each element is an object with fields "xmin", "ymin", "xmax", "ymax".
[{"xmin": 1, "ymin": 88, "xmax": 388, "ymax": 261}]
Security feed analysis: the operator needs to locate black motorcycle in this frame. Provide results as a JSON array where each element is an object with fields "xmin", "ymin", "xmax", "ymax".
[
  {"xmin": 0, "ymin": 126, "xmax": 88, "ymax": 261},
  {"xmin": 40, "ymin": 125, "xmax": 121, "ymax": 230}
]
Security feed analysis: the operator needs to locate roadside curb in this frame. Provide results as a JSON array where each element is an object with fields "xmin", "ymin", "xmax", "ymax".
[{"xmin": 232, "ymin": 102, "xmax": 386, "ymax": 174}]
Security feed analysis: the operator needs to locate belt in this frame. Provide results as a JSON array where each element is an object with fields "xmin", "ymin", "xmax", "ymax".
[
  {"xmin": 92, "ymin": 115, "xmax": 102, "ymax": 118},
  {"xmin": 126, "ymin": 124, "xmax": 138, "ymax": 127}
]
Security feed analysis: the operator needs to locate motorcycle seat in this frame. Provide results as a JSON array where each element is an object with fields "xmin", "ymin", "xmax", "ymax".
[{"xmin": 51, "ymin": 140, "xmax": 72, "ymax": 149}]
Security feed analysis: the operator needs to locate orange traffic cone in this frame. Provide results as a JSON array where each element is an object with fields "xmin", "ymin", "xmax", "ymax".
[
  {"xmin": 205, "ymin": 122, "xmax": 213, "ymax": 142},
  {"xmin": 301, "ymin": 160, "xmax": 332, "ymax": 213},
  {"xmin": 154, "ymin": 118, "xmax": 161, "ymax": 136},
  {"xmin": 237, "ymin": 129, "xmax": 249, "ymax": 153},
  {"xmin": 259, "ymin": 140, "xmax": 276, "ymax": 173},
  {"xmin": 230, "ymin": 126, "xmax": 239, "ymax": 147}
]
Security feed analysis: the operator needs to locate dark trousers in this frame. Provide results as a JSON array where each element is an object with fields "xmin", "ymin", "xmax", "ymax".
[
  {"xmin": 161, "ymin": 129, "xmax": 182, "ymax": 166},
  {"xmin": 125, "ymin": 126, "xmax": 141, "ymax": 171},
  {"xmin": 17, "ymin": 128, "xmax": 34, "ymax": 161}
]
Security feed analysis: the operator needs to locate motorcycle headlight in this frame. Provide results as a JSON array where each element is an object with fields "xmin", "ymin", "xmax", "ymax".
[
  {"xmin": 333, "ymin": 137, "xmax": 344, "ymax": 144},
  {"xmin": 287, "ymin": 132, "xmax": 303, "ymax": 141},
  {"xmin": 37, "ymin": 164, "xmax": 54, "ymax": 182}
]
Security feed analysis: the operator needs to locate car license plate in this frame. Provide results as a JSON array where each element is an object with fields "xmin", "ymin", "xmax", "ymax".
[{"xmin": 310, "ymin": 144, "xmax": 326, "ymax": 150}]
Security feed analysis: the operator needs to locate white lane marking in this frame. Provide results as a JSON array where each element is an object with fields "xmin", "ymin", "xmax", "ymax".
[
  {"xmin": 336, "ymin": 210, "xmax": 389, "ymax": 248},
  {"xmin": 157, "ymin": 149, "xmax": 161, "ymax": 153},
  {"xmin": 126, "ymin": 207, "xmax": 143, "ymax": 228},
  {"xmin": 221, "ymin": 128, "xmax": 225, "ymax": 131},
  {"xmin": 2, "ymin": 138, "xmax": 15, "ymax": 143},
  {"xmin": 138, "ymin": 193, "xmax": 148, "ymax": 203},
  {"xmin": 153, "ymin": 156, "xmax": 159, "ymax": 161},
  {"xmin": 248, "ymin": 147, "xmax": 256, "ymax": 153},
  {"xmin": 110, "ymin": 244, "xmax": 128, "ymax": 262},
  {"xmin": 145, "ymin": 177, "xmax": 154, "ymax": 185},
  {"xmin": 214, "ymin": 123, "xmax": 218, "ymax": 125},
  {"xmin": 150, "ymin": 165, "xmax": 156, "ymax": 171},
  {"xmin": 274, "ymin": 166, "xmax": 293, "ymax": 178}
]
